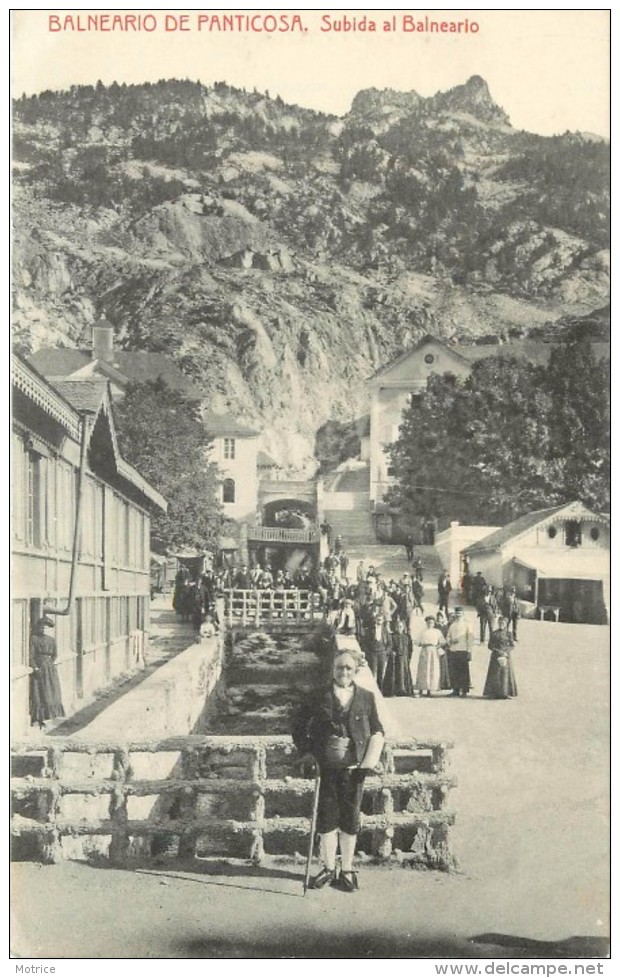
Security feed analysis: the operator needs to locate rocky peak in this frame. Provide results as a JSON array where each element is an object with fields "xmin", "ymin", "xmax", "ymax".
[
  {"xmin": 429, "ymin": 75, "xmax": 511, "ymax": 127},
  {"xmin": 348, "ymin": 87, "xmax": 422, "ymax": 126}
]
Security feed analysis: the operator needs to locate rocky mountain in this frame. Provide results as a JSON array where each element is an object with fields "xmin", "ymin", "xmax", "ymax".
[{"xmin": 12, "ymin": 77, "xmax": 610, "ymax": 471}]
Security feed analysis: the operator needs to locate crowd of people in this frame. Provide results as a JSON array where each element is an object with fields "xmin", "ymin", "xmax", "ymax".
[{"xmin": 171, "ymin": 545, "xmax": 519, "ymax": 700}]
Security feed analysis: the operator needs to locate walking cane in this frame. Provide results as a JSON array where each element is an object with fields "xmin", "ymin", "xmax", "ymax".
[{"xmin": 303, "ymin": 767, "xmax": 321, "ymax": 896}]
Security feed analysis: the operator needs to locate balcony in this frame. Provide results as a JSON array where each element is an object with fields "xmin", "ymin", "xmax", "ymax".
[{"xmin": 247, "ymin": 525, "xmax": 319, "ymax": 544}]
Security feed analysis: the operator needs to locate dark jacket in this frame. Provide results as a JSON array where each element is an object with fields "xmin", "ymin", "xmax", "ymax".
[{"xmin": 291, "ymin": 683, "xmax": 383, "ymax": 766}]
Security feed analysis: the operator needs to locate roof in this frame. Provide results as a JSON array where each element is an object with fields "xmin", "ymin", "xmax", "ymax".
[
  {"xmin": 28, "ymin": 347, "xmax": 205, "ymax": 399},
  {"xmin": 202, "ymin": 410, "xmax": 260, "ymax": 438},
  {"xmin": 12, "ymin": 352, "xmax": 166, "ymax": 512},
  {"xmin": 512, "ymin": 547, "xmax": 609, "ymax": 580},
  {"xmin": 54, "ymin": 379, "xmax": 109, "ymax": 414},
  {"xmin": 464, "ymin": 501, "xmax": 608, "ymax": 554},
  {"xmin": 368, "ymin": 335, "xmax": 610, "ymax": 382},
  {"xmin": 257, "ymin": 450, "xmax": 279, "ymax": 467}
]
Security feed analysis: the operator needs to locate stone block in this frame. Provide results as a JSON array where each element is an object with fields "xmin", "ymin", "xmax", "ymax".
[
  {"xmin": 60, "ymin": 792, "xmax": 111, "ymax": 820},
  {"xmin": 129, "ymin": 751, "xmax": 182, "ymax": 780},
  {"xmin": 127, "ymin": 794, "xmax": 161, "ymax": 821},
  {"xmin": 61, "ymin": 753, "xmax": 116, "ymax": 780}
]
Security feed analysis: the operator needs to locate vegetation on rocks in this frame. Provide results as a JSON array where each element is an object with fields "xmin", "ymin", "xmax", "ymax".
[{"xmin": 13, "ymin": 76, "xmax": 609, "ymax": 469}]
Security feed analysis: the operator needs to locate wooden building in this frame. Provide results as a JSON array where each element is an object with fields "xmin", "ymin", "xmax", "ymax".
[
  {"xmin": 463, "ymin": 501, "xmax": 609, "ymax": 624},
  {"xmin": 11, "ymin": 354, "xmax": 167, "ymax": 736}
]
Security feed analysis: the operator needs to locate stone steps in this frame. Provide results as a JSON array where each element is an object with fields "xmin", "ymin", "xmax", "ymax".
[{"xmin": 323, "ymin": 498, "xmax": 376, "ymax": 545}]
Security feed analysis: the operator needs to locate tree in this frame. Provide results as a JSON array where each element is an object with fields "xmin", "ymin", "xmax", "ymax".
[
  {"xmin": 113, "ymin": 379, "xmax": 224, "ymax": 551},
  {"xmin": 544, "ymin": 341, "xmax": 610, "ymax": 510},
  {"xmin": 386, "ymin": 341, "xmax": 610, "ymax": 525}
]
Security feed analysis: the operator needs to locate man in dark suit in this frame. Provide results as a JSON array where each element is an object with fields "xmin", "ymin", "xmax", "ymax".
[
  {"xmin": 437, "ymin": 571, "xmax": 452, "ymax": 615},
  {"xmin": 500, "ymin": 585, "xmax": 521, "ymax": 641},
  {"xmin": 291, "ymin": 650, "xmax": 384, "ymax": 892}
]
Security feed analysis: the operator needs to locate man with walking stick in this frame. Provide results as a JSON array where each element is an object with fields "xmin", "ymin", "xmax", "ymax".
[{"xmin": 292, "ymin": 650, "xmax": 384, "ymax": 893}]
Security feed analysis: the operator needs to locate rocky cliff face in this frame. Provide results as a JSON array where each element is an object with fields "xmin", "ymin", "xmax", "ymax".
[{"xmin": 12, "ymin": 77, "xmax": 609, "ymax": 471}]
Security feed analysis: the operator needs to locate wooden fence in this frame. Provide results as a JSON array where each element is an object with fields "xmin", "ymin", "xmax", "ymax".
[
  {"xmin": 11, "ymin": 735, "xmax": 455, "ymax": 868},
  {"xmin": 224, "ymin": 589, "xmax": 322, "ymax": 627}
]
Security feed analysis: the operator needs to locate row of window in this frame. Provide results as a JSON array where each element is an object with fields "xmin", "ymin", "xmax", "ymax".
[
  {"xmin": 546, "ymin": 521, "xmax": 602, "ymax": 547},
  {"xmin": 13, "ymin": 434, "xmax": 75, "ymax": 551},
  {"xmin": 12, "ymin": 595, "xmax": 149, "ymax": 669},
  {"xmin": 12, "ymin": 432, "xmax": 149, "ymax": 569}
]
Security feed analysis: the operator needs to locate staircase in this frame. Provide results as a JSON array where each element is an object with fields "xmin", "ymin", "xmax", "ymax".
[
  {"xmin": 323, "ymin": 493, "xmax": 375, "ymax": 546},
  {"xmin": 322, "ymin": 463, "xmax": 376, "ymax": 546},
  {"xmin": 413, "ymin": 544, "xmax": 446, "ymax": 582}
]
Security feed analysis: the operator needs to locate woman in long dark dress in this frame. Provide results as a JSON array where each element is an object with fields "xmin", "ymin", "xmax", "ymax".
[
  {"xmin": 30, "ymin": 616, "xmax": 65, "ymax": 728},
  {"xmin": 483, "ymin": 616, "xmax": 518, "ymax": 699},
  {"xmin": 382, "ymin": 617, "xmax": 414, "ymax": 697}
]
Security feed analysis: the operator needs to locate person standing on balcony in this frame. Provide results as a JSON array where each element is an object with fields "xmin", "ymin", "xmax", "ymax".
[{"xmin": 292, "ymin": 650, "xmax": 384, "ymax": 892}]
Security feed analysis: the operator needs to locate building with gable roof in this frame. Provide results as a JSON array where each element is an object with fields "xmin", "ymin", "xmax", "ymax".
[
  {"xmin": 367, "ymin": 334, "xmax": 610, "ymax": 511},
  {"xmin": 12, "ymin": 353, "xmax": 167, "ymax": 734},
  {"xmin": 463, "ymin": 500, "xmax": 609, "ymax": 624},
  {"xmin": 28, "ymin": 318, "xmax": 205, "ymax": 402}
]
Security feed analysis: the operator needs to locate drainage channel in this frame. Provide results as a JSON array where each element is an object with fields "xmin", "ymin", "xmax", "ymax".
[{"xmin": 11, "ymin": 621, "xmax": 456, "ymax": 869}]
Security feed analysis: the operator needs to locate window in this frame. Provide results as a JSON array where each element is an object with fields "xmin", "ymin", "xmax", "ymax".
[
  {"xmin": 223, "ymin": 438, "xmax": 236, "ymax": 460},
  {"xmin": 565, "ymin": 520, "xmax": 582, "ymax": 548},
  {"xmin": 424, "ymin": 353, "xmax": 435, "ymax": 365},
  {"xmin": 12, "ymin": 434, "xmax": 26, "ymax": 541},
  {"xmin": 46, "ymin": 459, "xmax": 57, "ymax": 549},
  {"xmin": 26, "ymin": 452, "xmax": 43, "ymax": 548},
  {"xmin": 223, "ymin": 478, "xmax": 236, "ymax": 504},
  {"xmin": 57, "ymin": 462, "xmax": 75, "ymax": 552},
  {"xmin": 12, "ymin": 600, "xmax": 29, "ymax": 669},
  {"xmin": 547, "ymin": 526, "xmax": 557, "ymax": 540},
  {"xmin": 590, "ymin": 527, "xmax": 600, "ymax": 542}
]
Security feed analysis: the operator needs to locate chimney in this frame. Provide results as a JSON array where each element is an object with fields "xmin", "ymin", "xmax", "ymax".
[{"xmin": 92, "ymin": 320, "xmax": 114, "ymax": 362}]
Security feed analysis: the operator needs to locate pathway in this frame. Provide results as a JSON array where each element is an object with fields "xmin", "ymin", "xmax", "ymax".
[
  {"xmin": 43, "ymin": 597, "xmax": 196, "ymax": 737},
  {"xmin": 12, "ymin": 615, "xmax": 610, "ymax": 958}
]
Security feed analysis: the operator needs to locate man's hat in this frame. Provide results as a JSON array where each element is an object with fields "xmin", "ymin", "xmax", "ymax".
[
  {"xmin": 454, "ymin": 606, "xmax": 464, "ymax": 612},
  {"xmin": 36, "ymin": 616, "xmax": 55, "ymax": 629}
]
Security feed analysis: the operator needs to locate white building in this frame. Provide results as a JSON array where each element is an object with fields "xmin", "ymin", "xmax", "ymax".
[
  {"xmin": 463, "ymin": 500, "xmax": 609, "ymax": 624},
  {"xmin": 202, "ymin": 410, "xmax": 260, "ymax": 524},
  {"xmin": 367, "ymin": 334, "xmax": 610, "ymax": 509}
]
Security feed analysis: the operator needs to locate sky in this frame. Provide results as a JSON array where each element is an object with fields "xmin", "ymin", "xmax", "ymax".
[{"xmin": 10, "ymin": 8, "xmax": 611, "ymax": 138}]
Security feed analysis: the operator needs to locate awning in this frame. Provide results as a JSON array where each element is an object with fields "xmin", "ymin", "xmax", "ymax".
[{"xmin": 511, "ymin": 547, "xmax": 609, "ymax": 580}]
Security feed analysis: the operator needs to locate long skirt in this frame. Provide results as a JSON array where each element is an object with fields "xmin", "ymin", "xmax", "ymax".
[
  {"xmin": 383, "ymin": 652, "xmax": 414, "ymax": 697},
  {"xmin": 446, "ymin": 649, "xmax": 471, "ymax": 692},
  {"xmin": 483, "ymin": 652, "xmax": 518, "ymax": 699},
  {"xmin": 31, "ymin": 659, "xmax": 65, "ymax": 723},
  {"xmin": 415, "ymin": 646, "xmax": 443, "ymax": 693}
]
